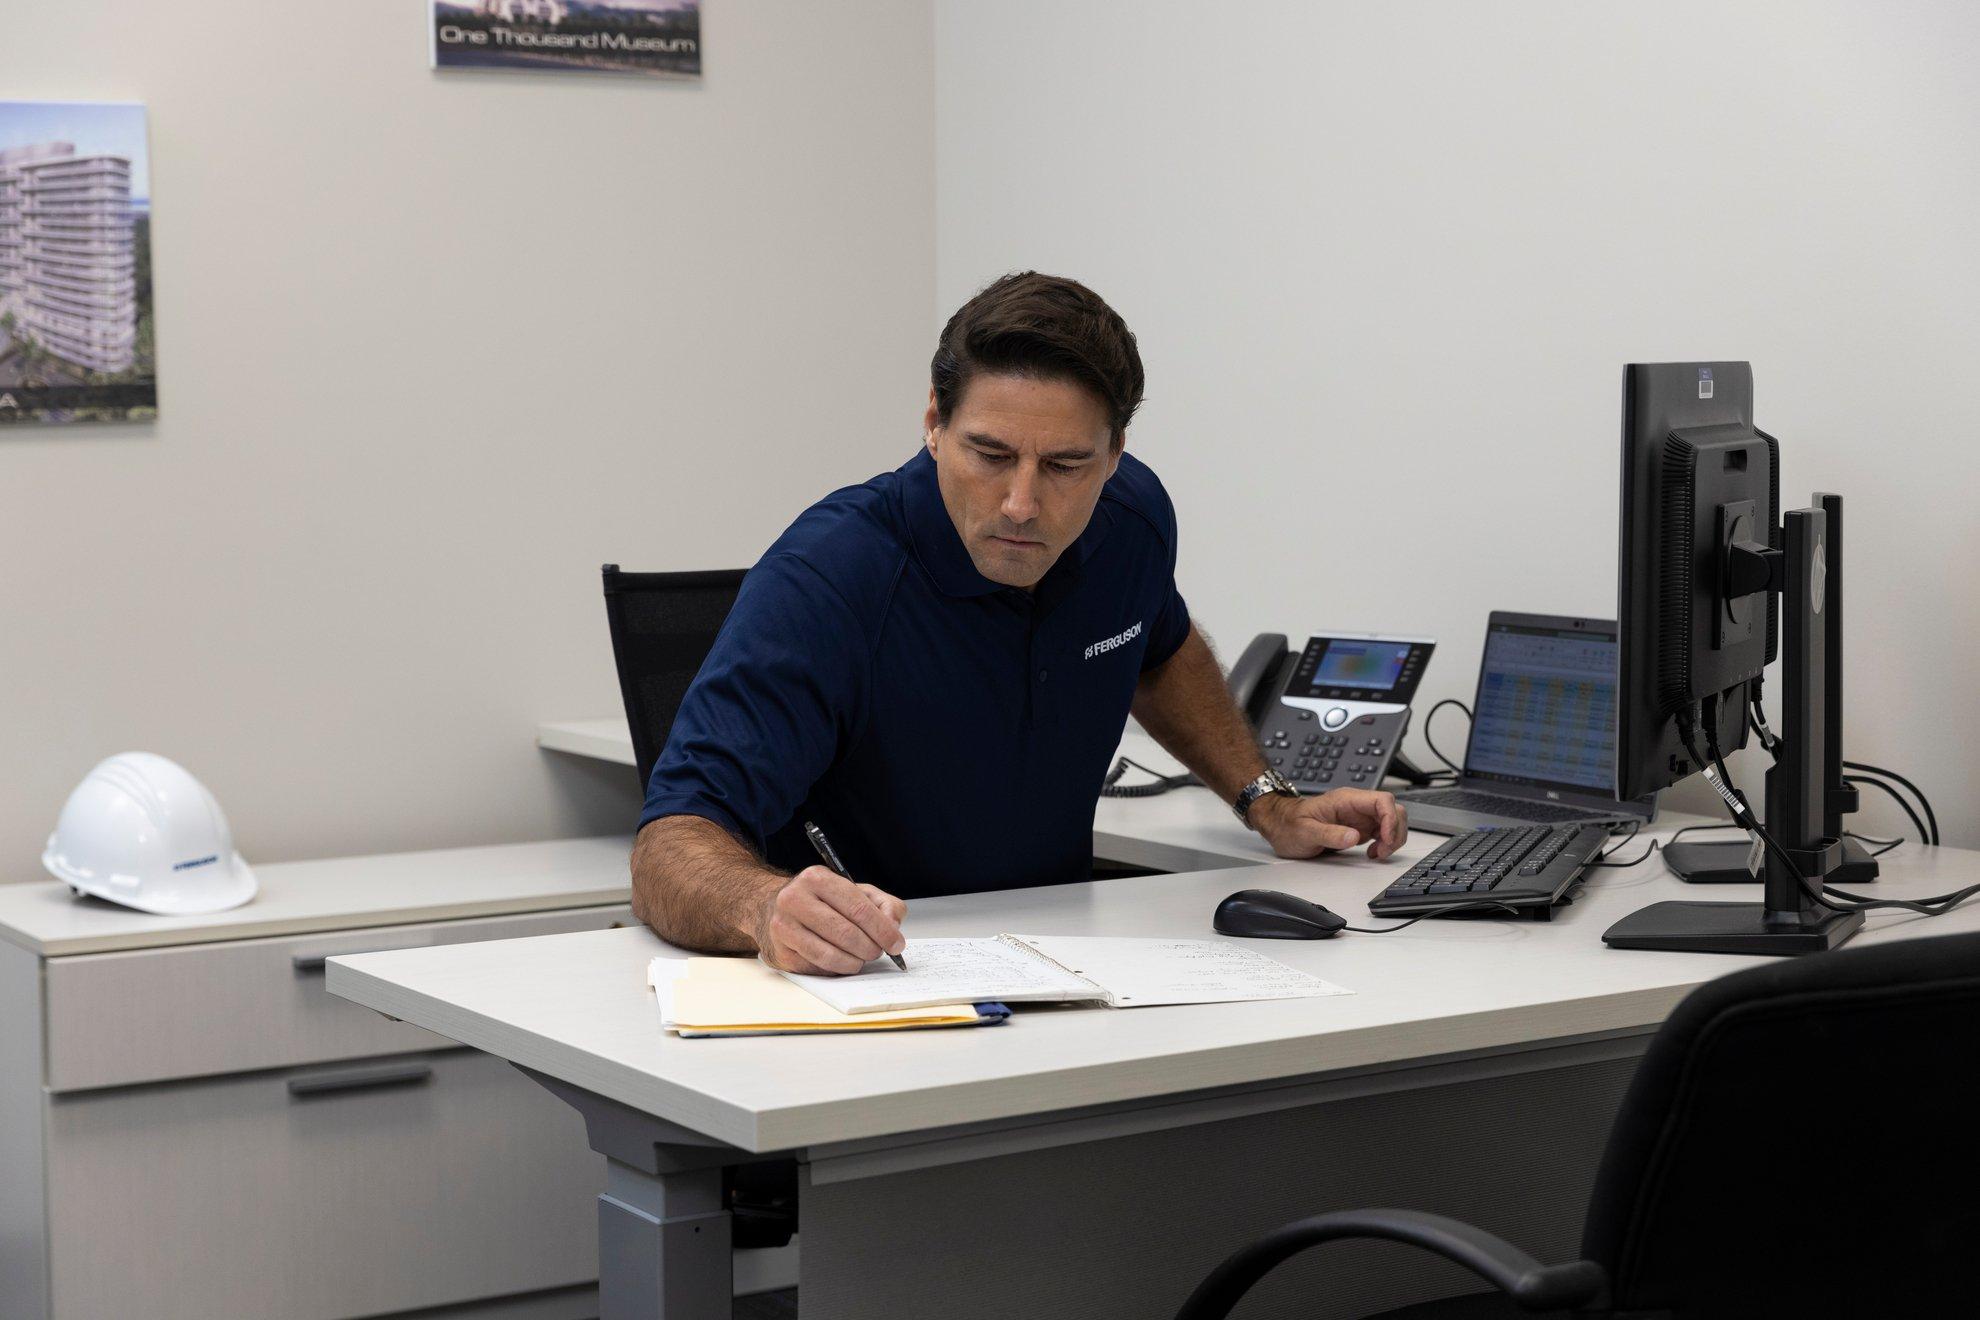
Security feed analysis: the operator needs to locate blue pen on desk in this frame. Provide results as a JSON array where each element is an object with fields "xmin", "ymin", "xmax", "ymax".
[{"xmin": 804, "ymin": 820, "xmax": 908, "ymax": 971}]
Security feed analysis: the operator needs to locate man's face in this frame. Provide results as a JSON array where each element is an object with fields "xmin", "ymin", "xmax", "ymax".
[{"xmin": 923, "ymin": 374, "xmax": 1121, "ymax": 590}]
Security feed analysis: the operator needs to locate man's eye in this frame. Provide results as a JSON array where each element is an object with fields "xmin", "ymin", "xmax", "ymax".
[
  {"xmin": 977, "ymin": 450, "xmax": 1012, "ymax": 464},
  {"xmin": 1048, "ymin": 462, "xmax": 1080, "ymax": 475}
]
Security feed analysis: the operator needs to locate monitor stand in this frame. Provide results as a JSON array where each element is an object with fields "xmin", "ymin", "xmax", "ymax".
[
  {"xmin": 1668, "ymin": 834, "xmax": 1879, "ymax": 886},
  {"xmin": 1666, "ymin": 493, "xmax": 1878, "ymax": 890},
  {"xmin": 1606, "ymin": 503, "xmax": 1864, "ymax": 955}
]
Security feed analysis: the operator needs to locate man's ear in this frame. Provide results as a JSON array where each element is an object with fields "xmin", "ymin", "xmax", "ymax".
[
  {"xmin": 1104, "ymin": 429, "xmax": 1126, "ymax": 479},
  {"xmin": 922, "ymin": 388, "xmax": 941, "ymax": 454}
]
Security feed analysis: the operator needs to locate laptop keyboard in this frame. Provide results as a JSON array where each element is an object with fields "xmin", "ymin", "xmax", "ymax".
[{"xmin": 1402, "ymin": 788, "xmax": 1617, "ymax": 824}]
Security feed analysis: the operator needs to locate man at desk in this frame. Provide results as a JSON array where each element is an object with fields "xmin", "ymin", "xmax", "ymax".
[{"xmin": 633, "ymin": 272, "xmax": 1406, "ymax": 973}]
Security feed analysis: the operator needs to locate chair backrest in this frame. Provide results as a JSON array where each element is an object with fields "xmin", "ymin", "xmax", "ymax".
[
  {"xmin": 1581, "ymin": 927, "xmax": 1980, "ymax": 1316},
  {"xmin": 600, "ymin": 564, "xmax": 747, "ymax": 792}
]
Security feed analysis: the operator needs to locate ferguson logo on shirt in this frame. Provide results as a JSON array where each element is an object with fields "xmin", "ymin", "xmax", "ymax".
[{"xmin": 1084, "ymin": 620, "xmax": 1144, "ymax": 660}]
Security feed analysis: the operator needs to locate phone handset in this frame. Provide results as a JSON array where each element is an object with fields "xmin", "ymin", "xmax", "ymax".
[{"xmin": 1224, "ymin": 632, "xmax": 1291, "ymax": 726}]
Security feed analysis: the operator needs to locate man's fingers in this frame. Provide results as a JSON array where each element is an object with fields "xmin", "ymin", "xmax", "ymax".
[
  {"xmin": 858, "ymin": 883, "xmax": 908, "ymax": 926},
  {"xmin": 774, "ymin": 919, "xmax": 868, "ymax": 976},
  {"xmin": 792, "ymin": 890, "xmax": 885, "ymax": 963},
  {"xmin": 1319, "ymin": 790, "xmax": 1406, "ymax": 859},
  {"xmin": 817, "ymin": 877, "xmax": 906, "ymax": 956},
  {"xmin": 1271, "ymin": 809, "xmax": 1362, "ymax": 856},
  {"xmin": 1380, "ymin": 800, "xmax": 1409, "ymax": 858},
  {"xmin": 1310, "ymin": 819, "xmax": 1365, "ymax": 851}
]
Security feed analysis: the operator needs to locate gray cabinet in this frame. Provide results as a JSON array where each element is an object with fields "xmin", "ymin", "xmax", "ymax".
[
  {"xmin": 0, "ymin": 840, "xmax": 638, "ymax": 1319},
  {"xmin": 44, "ymin": 1048, "xmax": 599, "ymax": 1320},
  {"xmin": 43, "ymin": 909, "xmax": 624, "ymax": 1092}
]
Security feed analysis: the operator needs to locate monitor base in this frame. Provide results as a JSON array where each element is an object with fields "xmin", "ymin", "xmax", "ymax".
[
  {"xmin": 1602, "ymin": 901, "xmax": 1864, "ymax": 955},
  {"xmin": 1667, "ymin": 835, "xmax": 1880, "ymax": 886},
  {"xmin": 1831, "ymin": 834, "xmax": 1881, "ymax": 886},
  {"xmin": 1665, "ymin": 840, "xmax": 1758, "ymax": 885}
]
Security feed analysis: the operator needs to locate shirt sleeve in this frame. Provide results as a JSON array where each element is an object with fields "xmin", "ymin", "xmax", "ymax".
[
  {"xmin": 638, "ymin": 553, "xmax": 871, "ymax": 850},
  {"xmin": 1139, "ymin": 476, "xmax": 1192, "ymax": 672}
]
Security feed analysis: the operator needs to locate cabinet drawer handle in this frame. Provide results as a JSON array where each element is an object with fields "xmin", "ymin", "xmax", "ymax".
[
  {"xmin": 287, "ymin": 1062, "xmax": 433, "ymax": 1098},
  {"xmin": 292, "ymin": 947, "xmax": 410, "ymax": 972}
]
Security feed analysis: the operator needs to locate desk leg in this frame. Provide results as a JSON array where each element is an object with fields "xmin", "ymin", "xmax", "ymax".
[
  {"xmin": 516, "ymin": 1066, "xmax": 745, "ymax": 1320},
  {"xmin": 597, "ymin": 1159, "xmax": 730, "ymax": 1319}
]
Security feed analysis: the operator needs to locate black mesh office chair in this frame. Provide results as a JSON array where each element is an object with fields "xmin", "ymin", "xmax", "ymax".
[
  {"xmin": 1175, "ymin": 929, "xmax": 1980, "ymax": 1320},
  {"xmin": 602, "ymin": 564, "xmax": 801, "ymax": 1256},
  {"xmin": 600, "ymin": 564, "xmax": 747, "ymax": 792}
]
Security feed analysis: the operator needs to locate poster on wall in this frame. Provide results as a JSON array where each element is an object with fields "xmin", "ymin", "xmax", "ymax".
[
  {"xmin": 0, "ymin": 101, "xmax": 156, "ymax": 426},
  {"xmin": 432, "ymin": 1, "xmax": 702, "ymax": 78}
]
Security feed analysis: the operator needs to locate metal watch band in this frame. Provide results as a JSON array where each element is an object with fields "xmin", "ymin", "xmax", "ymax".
[{"xmin": 1233, "ymin": 769, "xmax": 1300, "ymax": 825}]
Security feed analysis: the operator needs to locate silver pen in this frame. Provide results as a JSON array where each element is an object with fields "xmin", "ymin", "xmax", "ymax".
[{"xmin": 804, "ymin": 820, "xmax": 908, "ymax": 971}]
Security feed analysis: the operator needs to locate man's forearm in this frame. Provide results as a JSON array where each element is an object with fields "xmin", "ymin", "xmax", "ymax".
[
  {"xmin": 630, "ymin": 814, "xmax": 784, "ymax": 953},
  {"xmin": 1131, "ymin": 624, "xmax": 1268, "ymax": 802}
]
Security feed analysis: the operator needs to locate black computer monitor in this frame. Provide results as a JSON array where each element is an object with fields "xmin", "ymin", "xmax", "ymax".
[
  {"xmin": 1605, "ymin": 362, "xmax": 1865, "ymax": 955},
  {"xmin": 1614, "ymin": 362, "xmax": 1772, "ymax": 801}
]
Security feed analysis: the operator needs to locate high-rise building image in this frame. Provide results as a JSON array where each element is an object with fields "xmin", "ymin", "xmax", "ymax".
[{"xmin": 0, "ymin": 140, "xmax": 138, "ymax": 375}]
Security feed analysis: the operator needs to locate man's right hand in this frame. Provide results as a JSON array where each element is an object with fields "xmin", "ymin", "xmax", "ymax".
[{"xmin": 751, "ymin": 865, "xmax": 908, "ymax": 975}]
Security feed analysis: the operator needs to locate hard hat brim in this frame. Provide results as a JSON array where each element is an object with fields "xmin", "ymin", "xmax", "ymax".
[{"xmin": 43, "ymin": 848, "xmax": 259, "ymax": 916}]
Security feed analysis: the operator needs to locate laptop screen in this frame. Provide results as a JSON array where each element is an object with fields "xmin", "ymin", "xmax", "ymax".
[{"xmin": 1465, "ymin": 619, "xmax": 1620, "ymax": 796}]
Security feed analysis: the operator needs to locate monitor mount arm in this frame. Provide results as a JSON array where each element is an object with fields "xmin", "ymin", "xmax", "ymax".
[{"xmin": 1723, "ymin": 538, "xmax": 1781, "ymax": 598}]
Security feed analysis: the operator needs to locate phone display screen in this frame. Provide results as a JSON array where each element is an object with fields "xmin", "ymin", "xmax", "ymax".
[{"xmin": 1285, "ymin": 637, "xmax": 1432, "ymax": 704}]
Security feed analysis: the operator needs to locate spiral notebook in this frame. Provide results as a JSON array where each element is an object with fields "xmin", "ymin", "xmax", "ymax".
[{"xmin": 780, "ymin": 934, "xmax": 1351, "ymax": 1015}]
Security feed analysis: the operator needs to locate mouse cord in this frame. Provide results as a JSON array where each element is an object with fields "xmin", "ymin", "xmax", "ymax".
[{"xmin": 1342, "ymin": 899, "xmax": 1524, "ymax": 933}]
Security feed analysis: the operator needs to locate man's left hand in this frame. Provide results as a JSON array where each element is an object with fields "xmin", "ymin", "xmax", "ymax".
[{"xmin": 1250, "ymin": 788, "xmax": 1408, "ymax": 862}]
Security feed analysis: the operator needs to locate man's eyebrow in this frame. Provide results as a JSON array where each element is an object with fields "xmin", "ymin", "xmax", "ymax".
[{"xmin": 963, "ymin": 432, "xmax": 1100, "ymax": 462}]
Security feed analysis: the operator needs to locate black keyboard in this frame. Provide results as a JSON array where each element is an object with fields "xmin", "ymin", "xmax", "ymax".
[
  {"xmin": 1401, "ymin": 788, "xmax": 1621, "ymax": 825},
  {"xmin": 1370, "ymin": 824, "xmax": 1611, "ymax": 921}
]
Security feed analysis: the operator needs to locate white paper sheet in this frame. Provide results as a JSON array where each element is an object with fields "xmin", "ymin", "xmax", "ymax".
[
  {"xmin": 778, "ymin": 937, "xmax": 1097, "ymax": 1014},
  {"xmin": 1005, "ymin": 935, "xmax": 1352, "ymax": 1007}
]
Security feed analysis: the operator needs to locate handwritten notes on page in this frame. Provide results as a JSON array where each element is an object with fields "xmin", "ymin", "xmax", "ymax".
[
  {"xmin": 780, "ymin": 935, "xmax": 1352, "ymax": 1015},
  {"xmin": 780, "ymin": 937, "xmax": 1098, "ymax": 1014}
]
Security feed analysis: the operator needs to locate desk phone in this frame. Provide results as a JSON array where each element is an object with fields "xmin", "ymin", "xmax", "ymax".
[{"xmin": 1227, "ymin": 632, "xmax": 1436, "ymax": 790}]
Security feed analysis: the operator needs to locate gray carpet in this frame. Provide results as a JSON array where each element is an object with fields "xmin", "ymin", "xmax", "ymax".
[{"xmin": 734, "ymin": 1288, "xmax": 799, "ymax": 1320}]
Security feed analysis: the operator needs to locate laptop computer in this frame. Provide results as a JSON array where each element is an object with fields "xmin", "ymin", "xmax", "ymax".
[{"xmin": 1396, "ymin": 612, "xmax": 1657, "ymax": 835}]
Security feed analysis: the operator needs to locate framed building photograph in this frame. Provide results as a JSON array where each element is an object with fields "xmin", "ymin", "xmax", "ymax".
[
  {"xmin": 0, "ymin": 100, "xmax": 156, "ymax": 426},
  {"xmin": 432, "ymin": 1, "xmax": 701, "ymax": 79}
]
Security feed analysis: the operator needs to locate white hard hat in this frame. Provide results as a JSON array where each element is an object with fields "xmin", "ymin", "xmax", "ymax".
[{"xmin": 42, "ymin": 753, "xmax": 257, "ymax": 915}]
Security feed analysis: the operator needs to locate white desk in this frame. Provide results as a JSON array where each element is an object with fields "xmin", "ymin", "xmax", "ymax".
[{"xmin": 333, "ymin": 751, "xmax": 1980, "ymax": 1319}]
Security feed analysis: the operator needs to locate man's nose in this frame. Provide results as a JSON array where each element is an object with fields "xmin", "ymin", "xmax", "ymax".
[{"xmin": 1002, "ymin": 463, "xmax": 1041, "ymax": 526}]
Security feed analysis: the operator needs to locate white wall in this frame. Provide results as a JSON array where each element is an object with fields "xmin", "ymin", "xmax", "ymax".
[
  {"xmin": 1, "ymin": 0, "xmax": 934, "ymax": 873},
  {"xmin": 937, "ymin": 0, "xmax": 1980, "ymax": 841}
]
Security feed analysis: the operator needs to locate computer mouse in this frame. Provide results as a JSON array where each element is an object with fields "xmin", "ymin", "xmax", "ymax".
[{"xmin": 1214, "ymin": 889, "xmax": 1349, "ymax": 940}]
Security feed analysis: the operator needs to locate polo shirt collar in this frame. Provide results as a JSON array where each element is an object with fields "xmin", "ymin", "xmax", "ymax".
[{"xmin": 899, "ymin": 447, "xmax": 1116, "ymax": 599}]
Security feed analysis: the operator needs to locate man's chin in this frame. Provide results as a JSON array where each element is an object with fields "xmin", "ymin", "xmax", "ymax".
[{"xmin": 970, "ymin": 542, "xmax": 1052, "ymax": 589}]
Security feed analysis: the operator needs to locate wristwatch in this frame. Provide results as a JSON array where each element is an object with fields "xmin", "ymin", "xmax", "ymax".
[{"xmin": 1232, "ymin": 769, "xmax": 1300, "ymax": 827}]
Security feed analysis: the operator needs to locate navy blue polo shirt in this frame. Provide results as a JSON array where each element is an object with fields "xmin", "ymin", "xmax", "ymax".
[{"xmin": 638, "ymin": 447, "xmax": 1192, "ymax": 899}]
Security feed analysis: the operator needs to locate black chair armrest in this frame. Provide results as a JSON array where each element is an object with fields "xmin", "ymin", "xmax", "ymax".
[{"xmin": 1174, "ymin": 1207, "xmax": 1608, "ymax": 1320}]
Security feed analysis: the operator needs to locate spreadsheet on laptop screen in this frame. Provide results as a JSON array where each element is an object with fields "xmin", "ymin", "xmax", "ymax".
[{"xmin": 1466, "ymin": 627, "xmax": 1618, "ymax": 791}]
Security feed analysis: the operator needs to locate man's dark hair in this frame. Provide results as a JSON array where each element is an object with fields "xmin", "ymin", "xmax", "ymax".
[{"xmin": 931, "ymin": 272, "xmax": 1145, "ymax": 447}]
